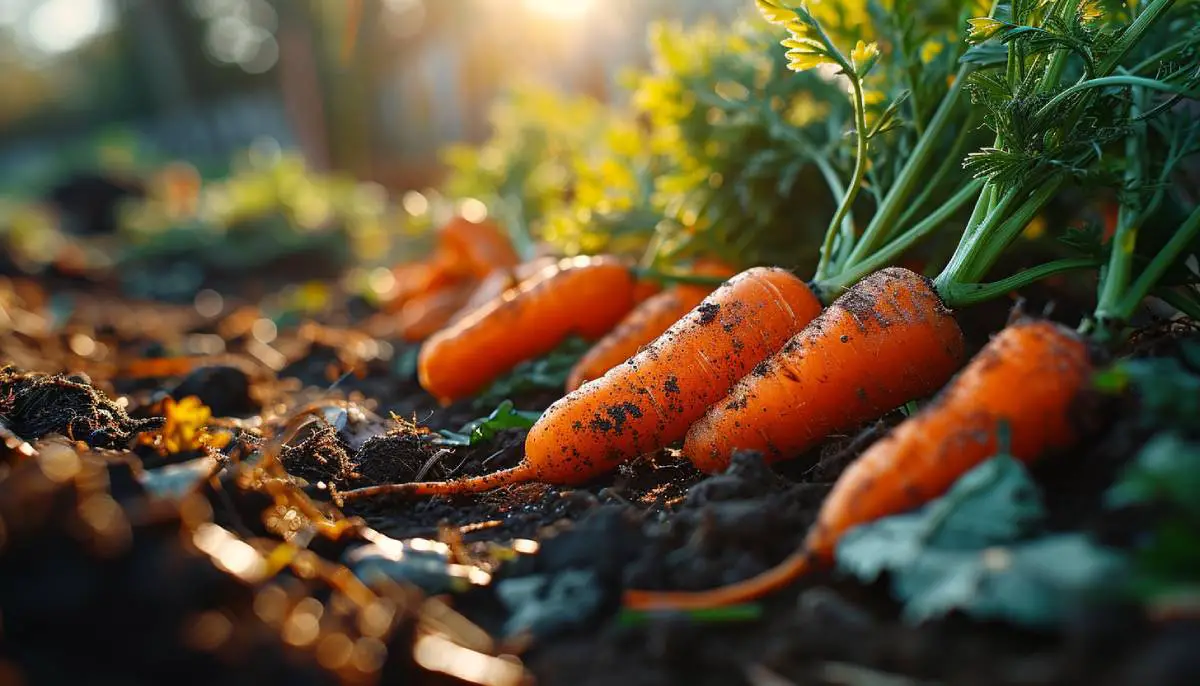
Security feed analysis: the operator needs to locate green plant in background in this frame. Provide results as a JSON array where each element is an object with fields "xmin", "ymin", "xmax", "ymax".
[
  {"xmin": 439, "ymin": 83, "xmax": 634, "ymax": 257},
  {"xmin": 626, "ymin": 18, "xmax": 852, "ymax": 271}
]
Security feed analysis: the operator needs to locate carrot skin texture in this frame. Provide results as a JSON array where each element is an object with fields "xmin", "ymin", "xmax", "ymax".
[
  {"xmin": 417, "ymin": 256, "xmax": 639, "ymax": 405},
  {"xmin": 524, "ymin": 267, "xmax": 822, "ymax": 485},
  {"xmin": 804, "ymin": 318, "xmax": 1091, "ymax": 559},
  {"xmin": 624, "ymin": 318, "xmax": 1092, "ymax": 610},
  {"xmin": 342, "ymin": 268, "xmax": 822, "ymax": 501},
  {"xmin": 685, "ymin": 267, "xmax": 966, "ymax": 473},
  {"xmin": 564, "ymin": 284, "xmax": 709, "ymax": 392},
  {"xmin": 567, "ymin": 261, "xmax": 735, "ymax": 392}
]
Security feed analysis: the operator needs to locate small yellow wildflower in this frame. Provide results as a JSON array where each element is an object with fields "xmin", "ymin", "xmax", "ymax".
[{"xmin": 159, "ymin": 396, "xmax": 232, "ymax": 454}]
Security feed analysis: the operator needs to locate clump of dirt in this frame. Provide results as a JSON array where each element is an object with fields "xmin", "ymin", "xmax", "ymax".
[
  {"xmin": 624, "ymin": 450, "xmax": 831, "ymax": 592},
  {"xmin": 279, "ymin": 421, "xmax": 354, "ymax": 485},
  {"xmin": 0, "ymin": 366, "xmax": 163, "ymax": 448},
  {"xmin": 349, "ymin": 422, "xmax": 446, "ymax": 486}
]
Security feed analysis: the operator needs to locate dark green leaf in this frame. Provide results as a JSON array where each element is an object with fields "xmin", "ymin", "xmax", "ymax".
[{"xmin": 434, "ymin": 400, "xmax": 541, "ymax": 447}]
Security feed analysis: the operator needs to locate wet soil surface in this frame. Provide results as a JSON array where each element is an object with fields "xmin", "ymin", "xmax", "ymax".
[{"xmin": 2, "ymin": 274, "xmax": 1199, "ymax": 686}]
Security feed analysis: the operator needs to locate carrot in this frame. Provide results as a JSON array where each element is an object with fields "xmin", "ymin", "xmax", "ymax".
[
  {"xmin": 566, "ymin": 261, "xmax": 737, "ymax": 392},
  {"xmin": 685, "ymin": 267, "xmax": 966, "ymax": 473},
  {"xmin": 452, "ymin": 257, "xmax": 560, "ymax": 324},
  {"xmin": 383, "ymin": 261, "xmax": 464, "ymax": 313},
  {"xmin": 624, "ymin": 317, "xmax": 1092, "ymax": 610},
  {"xmin": 339, "ymin": 267, "xmax": 822, "ymax": 502},
  {"xmin": 416, "ymin": 255, "xmax": 641, "ymax": 405},
  {"xmin": 437, "ymin": 216, "xmax": 519, "ymax": 279},
  {"xmin": 398, "ymin": 281, "xmax": 478, "ymax": 342}
]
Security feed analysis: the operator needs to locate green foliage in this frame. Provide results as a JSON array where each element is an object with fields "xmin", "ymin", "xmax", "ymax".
[
  {"xmin": 837, "ymin": 454, "xmax": 1128, "ymax": 628},
  {"xmin": 1092, "ymin": 346, "xmax": 1200, "ymax": 431},
  {"xmin": 1106, "ymin": 434, "xmax": 1200, "ymax": 605},
  {"xmin": 627, "ymin": 18, "xmax": 852, "ymax": 270},
  {"xmin": 433, "ymin": 400, "xmax": 541, "ymax": 448},
  {"xmin": 473, "ymin": 337, "xmax": 591, "ymax": 410}
]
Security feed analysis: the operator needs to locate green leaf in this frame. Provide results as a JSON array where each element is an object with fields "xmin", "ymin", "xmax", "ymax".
[
  {"xmin": 1107, "ymin": 433, "xmax": 1200, "ymax": 515},
  {"xmin": 897, "ymin": 534, "xmax": 1129, "ymax": 626},
  {"xmin": 474, "ymin": 336, "xmax": 592, "ymax": 409},
  {"xmin": 837, "ymin": 455, "xmax": 1128, "ymax": 628},
  {"xmin": 433, "ymin": 400, "xmax": 541, "ymax": 447}
]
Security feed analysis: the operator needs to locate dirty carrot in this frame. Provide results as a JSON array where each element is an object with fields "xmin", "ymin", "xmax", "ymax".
[
  {"xmin": 340, "ymin": 267, "xmax": 822, "ymax": 500},
  {"xmin": 625, "ymin": 318, "xmax": 1092, "ymax": 610},
  {"xmin": 685, "ymin": 267, "xmax": 965, "ymax": 473},
  {"xmin": 566, "ymin": 261, "xmax": 736, "ymax": 392},
  {"xmin": 417, "ymin": 255, "xmax": 641, "ymax": 405}
]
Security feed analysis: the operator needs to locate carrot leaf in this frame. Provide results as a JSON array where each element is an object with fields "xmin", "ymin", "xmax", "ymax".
[
  {"xmin": 473, "ymin": 336, "xmax": 592, "ymax": 409},
  {"xmin": 1105, "ymin": 433, "xmax": 1200, "ymax": 607},
  {"xmin": 433, "ymin": 400, "xmax": 541, "ymax": 447},
  {"xmin": 836, "ymin": 454, "xmax": 1129, "ymax": 628}
]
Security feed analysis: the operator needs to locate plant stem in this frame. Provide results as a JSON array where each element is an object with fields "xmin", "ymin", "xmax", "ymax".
[
  {"xmin": 1159, "ymin": 287, "xmax": 1200, "ymax": 321},
  {"xmin": 633, "ymin": 267, "xmax": 730, "ymax": 288},
  {"xmin": 1098, "ymin": 0, "xmax": 1177, "ymax": 76},
  {"xmin": 1035, "ymin": 75, "xmax": 1195, "ymax": 121},
  {"xmin": 939, "ymin": 257, "xmax": 1100, "ymax": 308},
  {"xmin": 894, "ymin": 117, "xmax": 978, "ymax": 232},
  {"xmin": 1094, "ymin": 92, "xmax": 1146, "ymax": 325},
  {"xmin": 816, "ymin": 178, "xmax": 984, "ymax": 297},
  {"xmin": 964, "ymin": 178, "xmax": 1065, "ymax": 283},
  {"xmin": 1116, "ymin": 203, "xmax": 1200, "ymax": 319},
  {"xmin": 842, "ymin": 63, "xmax": 973, "ymax": 269},
  {"xmin": 934, "ymin": 183, "xmax": 1025, "ymax": 290},
  {"xmin": 815, "ymin": 73, "xmax": 870, "ymax": 282}
]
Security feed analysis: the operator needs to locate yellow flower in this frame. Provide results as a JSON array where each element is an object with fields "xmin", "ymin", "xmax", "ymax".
[
  {"xmin": 851, "ymin": 40, "xmax": 880, "ymax": 72},
  {"xmin": 919, "ymin": 39, "xmax": 944, "ymax": 64},
  {"xmin": 159, "ymin": 396, "xmax": 232, "ymax": 454},
  {"xmin": 967, "ymin": 17, "xmax": 1006, "ymax": 44}
]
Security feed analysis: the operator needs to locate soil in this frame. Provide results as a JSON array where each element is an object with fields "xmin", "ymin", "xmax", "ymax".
[{"xmin": 2, "ymin": 269, "xmax": 1198, "ymax": 686}]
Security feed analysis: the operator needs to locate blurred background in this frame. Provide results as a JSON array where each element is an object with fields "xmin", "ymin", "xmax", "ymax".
[
  {"xmin": 0, "ymin": 0, "xmax": 741, "ymax": 192},
  {"xmin": 0, "ymin": 0, "xmax": 749, "ymax": 301}
]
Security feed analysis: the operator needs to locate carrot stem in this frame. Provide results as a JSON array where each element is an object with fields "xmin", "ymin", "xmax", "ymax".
[
  {"xmin": 817, "ymin": 178, "xmax": 984, "ymax": 297},
  {"xmin": 1094, "ymin": 91, "xmax": 1148, "ymax": 333},
  {"xmin": 1117, "ymin": 203, "xmax": 1200, "ymax": 320},
  {"xmin": 937, "ymin": 257, "xmax": 1100, "ymax": 307}
]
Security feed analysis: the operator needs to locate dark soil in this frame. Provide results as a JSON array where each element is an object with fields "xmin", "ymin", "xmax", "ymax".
[{"xmin": 2, "ymin": 273, "xmax": 1198, "ymax": 686}]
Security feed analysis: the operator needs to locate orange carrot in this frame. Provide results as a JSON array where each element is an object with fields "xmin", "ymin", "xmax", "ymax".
[
  {"xmin": 398, "ymin": 281, "xmax": 478, "ymax": 342},
  {"xmin": 452, "ymin": 257, "xmax": 560, "ymax": 324},
  {"xmin": 417, "ymin": 256, "xmax": 641, "ymax": 405},
  {"xmin": 685, "ymin": 267, "xmax": 966, "ymax": 473},
  {"xmin": 566, "ymin": 261, "xmax": 736, "ymax": 392},
  {"xmin": 437, "ymin": 216, "xmax": 519, "ymax": 279},
  {"xmin": 339, "ymin": 267, "xmax": 822, "ymax": 502},
  {"xmin": 384, "ymin": 261, "xmax": 464, "ymax": 313},
  {"xmin": 624, "ymin": 317, "xmax": 1092, "ymax": 610}
]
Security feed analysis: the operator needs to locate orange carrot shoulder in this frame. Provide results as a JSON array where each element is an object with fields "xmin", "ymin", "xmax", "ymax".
[
  {"xmin": 685, "ymin": 267, "xmax": 966, "ymax": 473},
  {"xmin": 417, "ymin": 255, "xmax": 639, "ymax": 405}
]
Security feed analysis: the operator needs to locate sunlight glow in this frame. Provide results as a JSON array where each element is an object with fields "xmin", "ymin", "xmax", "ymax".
[
  {"xmin": 27, "ymin": 0, "xmax": 114, "ymax": 55},
  {"xmin": 522, "ymin": 0, "xmax": 594, "ymax": 20}
]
